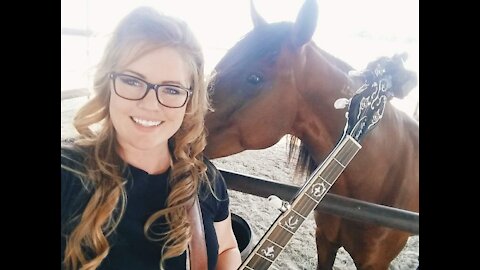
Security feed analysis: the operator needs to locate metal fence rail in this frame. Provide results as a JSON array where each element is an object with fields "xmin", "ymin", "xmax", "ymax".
[
  {"xmin": 60, "ymin": 90, "xmax": 419, "ymax": 235},
  {"xmin": 61, "ymin": 88, "xmax": 89, "ymax": 100},
  {"xmin": 219, "ymin": 168, "xmax": 419, "ymax": 235}
]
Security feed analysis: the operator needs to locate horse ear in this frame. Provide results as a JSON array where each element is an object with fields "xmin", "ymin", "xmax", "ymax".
[
  {"xmin": 250, "ymin": 0, "xmax": 267, "ymax": 28},
  {"xmin": 292, "ymin": 0, "xmax": 318, "ymax": 47}
]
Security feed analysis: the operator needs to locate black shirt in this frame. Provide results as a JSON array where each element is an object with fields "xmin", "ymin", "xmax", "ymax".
[{"xmin": 61, "ymin": 148, "xmax": 230, "ymax": 270}]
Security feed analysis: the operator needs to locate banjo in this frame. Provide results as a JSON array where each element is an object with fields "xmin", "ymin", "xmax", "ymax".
[{"xmin": 238, "ymin": 62, "xmax": 394, "ymax": 270}]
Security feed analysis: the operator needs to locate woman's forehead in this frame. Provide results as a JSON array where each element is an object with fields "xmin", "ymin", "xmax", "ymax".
[
  {"xmin": 117, "ymin": 42, "xmax": 163, "ymax": 67},
  {"xmin": 121, "ymin": 42, "xmax": 191, "ymax": 67},
  {"xmin": 118, "ymin": 44, "xmax": 192, "ymax": 84}
]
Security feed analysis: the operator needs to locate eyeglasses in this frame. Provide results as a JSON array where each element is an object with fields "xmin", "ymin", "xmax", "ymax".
[{"xmin": 109, "ymin": 72, "xmax": 192, "ymax": 108}]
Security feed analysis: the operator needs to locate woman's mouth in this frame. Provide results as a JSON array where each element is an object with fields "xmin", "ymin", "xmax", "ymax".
[{"xmin": 131, "ymin": 116, "xmax": 164, "ymax": 127}]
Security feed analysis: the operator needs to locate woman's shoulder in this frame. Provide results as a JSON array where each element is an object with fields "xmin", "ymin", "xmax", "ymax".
[
  {"xmin": 61, "ymin": 142, "xmax": 90, "ymax": 170},
  {"xmin": 61, "ymin": 142, "xmax": 92, "ymax": 199},
  {"xmin": 203, "ymin": 156, "xmax": 219, "ymax": 173},
  {"xmin": 199, "ymin": 157, "xmax": 230, "ymax": 222},
  {"xmin": 61, "ymin": 143, "xmax": 93, "ymax": 225},
  {"xmin": 202, "ymin": 157, "xmax": 226, "ymax": 188},
  {"xmin": 199, "ymin": 157, "xmax": 228, "ymax": 198}
]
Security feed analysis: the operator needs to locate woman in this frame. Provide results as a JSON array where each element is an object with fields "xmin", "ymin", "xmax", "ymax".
[{"xmin": 61, "ymin": 7, "xmax": 241, "ymax": 270}]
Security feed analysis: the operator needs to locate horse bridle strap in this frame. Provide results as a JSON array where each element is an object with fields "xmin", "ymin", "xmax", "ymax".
[{"xmin": 186, "ymin": 196, "xmax": 208, "ymax": 270}]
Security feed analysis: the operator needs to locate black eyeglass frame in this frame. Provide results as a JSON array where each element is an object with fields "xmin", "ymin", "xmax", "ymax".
[{"xmin": 109, "ymin": 72, "xmax": 192, "ymax": 108}]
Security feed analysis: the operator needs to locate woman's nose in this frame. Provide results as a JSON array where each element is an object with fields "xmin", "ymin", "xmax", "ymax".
[{"xmin": 138, "ymin": 88, "xmax": 160, "ymax": 110}]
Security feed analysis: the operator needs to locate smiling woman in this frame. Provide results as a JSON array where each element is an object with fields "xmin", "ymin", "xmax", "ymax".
[
  {"xmin": 61, "ymin": 6, "xmax": 241, "ymax": 270},
  {"xmin": 108, "ymin": 47, "xmax": 192, "ymax": 162}
]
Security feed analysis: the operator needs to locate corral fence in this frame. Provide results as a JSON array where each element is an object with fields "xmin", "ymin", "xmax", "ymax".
[{"xmin": 61, "ymin": 88, "xmax": 419, "ymax": 235}]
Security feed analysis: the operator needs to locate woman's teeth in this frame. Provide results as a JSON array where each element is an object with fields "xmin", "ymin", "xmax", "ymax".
[{"xmin": 132, "ymin": 117, "xmax": 163, "ymax": 127}]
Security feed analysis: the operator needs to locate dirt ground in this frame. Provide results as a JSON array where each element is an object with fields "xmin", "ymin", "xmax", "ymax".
[
  {"xmin": 211, "ymin": 138, "xmax": 419, "ymax": 270},
  {"xmin": 61, "ymin": 97, "xmax": 419, "ymax": 269}
]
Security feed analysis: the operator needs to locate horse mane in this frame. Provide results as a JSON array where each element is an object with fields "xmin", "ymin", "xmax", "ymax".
[
  {"xmin": 287, "ymin": 135, "xmax": 316, "ymax": 183},
  {"xmin": 286, "ymin": 45, "xmax": 355, "ymax": 183},
  {"xmin": 217, "ymin": 22, "xmax": 293, "ymax": 73},
  {"xmin": 312, "ymin": 44, "xmax": 355, "ymax": 75}
]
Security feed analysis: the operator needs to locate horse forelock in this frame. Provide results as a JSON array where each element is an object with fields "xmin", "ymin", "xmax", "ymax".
[{"xmin": 215, "ymin": 22, "xmax": 293, "ymax": 73}]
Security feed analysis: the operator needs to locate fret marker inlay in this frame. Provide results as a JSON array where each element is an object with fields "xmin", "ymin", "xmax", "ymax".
[
  {"xmin": 310, "ymin": 182, "xmax": 327, "ymax": 198},
  {"xmin": 260, "ymin": 246, "xmax": 276, "ymax": 259}
]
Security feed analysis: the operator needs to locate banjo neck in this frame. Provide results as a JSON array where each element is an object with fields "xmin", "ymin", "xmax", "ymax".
[{"xmin": 238, "ymin": 135, "xmax": 361, "ymax": 270}]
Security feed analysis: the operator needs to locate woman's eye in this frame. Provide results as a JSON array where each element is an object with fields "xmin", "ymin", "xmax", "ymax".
[
  {"xmin": 162, "ymin": 87, "xmax": 181, "ymax": 95},
  {"xmin": 121, "ymin": 77, "xmax": 142, "ymax": 87}
]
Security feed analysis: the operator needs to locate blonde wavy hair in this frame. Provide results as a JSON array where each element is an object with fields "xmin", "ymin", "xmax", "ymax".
[{"xmin": 62, "ymin": 7, "xmax": 211, "ymax": 270}]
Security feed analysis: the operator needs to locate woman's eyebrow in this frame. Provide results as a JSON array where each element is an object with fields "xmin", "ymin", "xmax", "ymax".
[
  {"xmin": 161, "ymin": 80, "xmax": 185, "ymax": 86},
  {"xmin": 123, "ymin": 69, "xmax": 146, "ymax": 79},
  {"xmin": 123, "ymin": 69, "xmax": 187, "ymax": 87}
]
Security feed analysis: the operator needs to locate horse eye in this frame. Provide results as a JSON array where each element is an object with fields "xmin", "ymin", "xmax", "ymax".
[{"xmin": 246, "ymin": 74, "xmax": 263, "ymax": 85}]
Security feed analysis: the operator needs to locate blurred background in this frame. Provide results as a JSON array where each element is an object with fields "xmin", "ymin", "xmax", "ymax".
[{"xmin": 61, "ymin": 0, "xmax": 418, "ymax": 118}]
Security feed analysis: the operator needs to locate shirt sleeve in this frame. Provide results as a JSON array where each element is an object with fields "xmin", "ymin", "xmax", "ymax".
[{"xmin": 203, "ymin": 158, "xmax": 230, "ymax": 222}]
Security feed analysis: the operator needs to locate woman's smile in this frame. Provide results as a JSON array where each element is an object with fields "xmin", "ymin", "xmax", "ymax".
[{"xmin": 130, "ymin": 116, "xmax": 164, "ymax": 127}]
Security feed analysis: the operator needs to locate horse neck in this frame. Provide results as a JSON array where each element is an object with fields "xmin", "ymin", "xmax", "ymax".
[
  {"xmin": 287, "ymin": 44, "xmax": 418, "ymax": 203},
  {"xmin": 291, "ymin": 43, "xmax": 418, "ymax": 173},
  {"xmin": 291, "ymin": 43, "xmax": 358, "ymax": 164}
]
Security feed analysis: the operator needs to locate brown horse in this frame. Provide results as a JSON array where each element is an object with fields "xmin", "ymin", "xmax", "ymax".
[{"xmin": 204, "ymin": 0, "xmax": 419, "ymax": 269}]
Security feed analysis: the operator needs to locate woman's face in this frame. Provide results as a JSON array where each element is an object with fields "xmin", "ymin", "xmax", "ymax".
[{"xmin": 109, "ymin": 47, "xmax": 191, "ymax": 151}]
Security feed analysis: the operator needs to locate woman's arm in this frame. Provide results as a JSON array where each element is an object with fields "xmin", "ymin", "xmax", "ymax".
[{"xmin": 214, "ymin": 213, "xmax": 242, "ymax": 270}]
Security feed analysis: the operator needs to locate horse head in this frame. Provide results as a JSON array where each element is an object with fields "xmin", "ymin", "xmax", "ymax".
[{"xmin": 205, "ymin": 0, "xmax": 354, "ymax": 159}]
